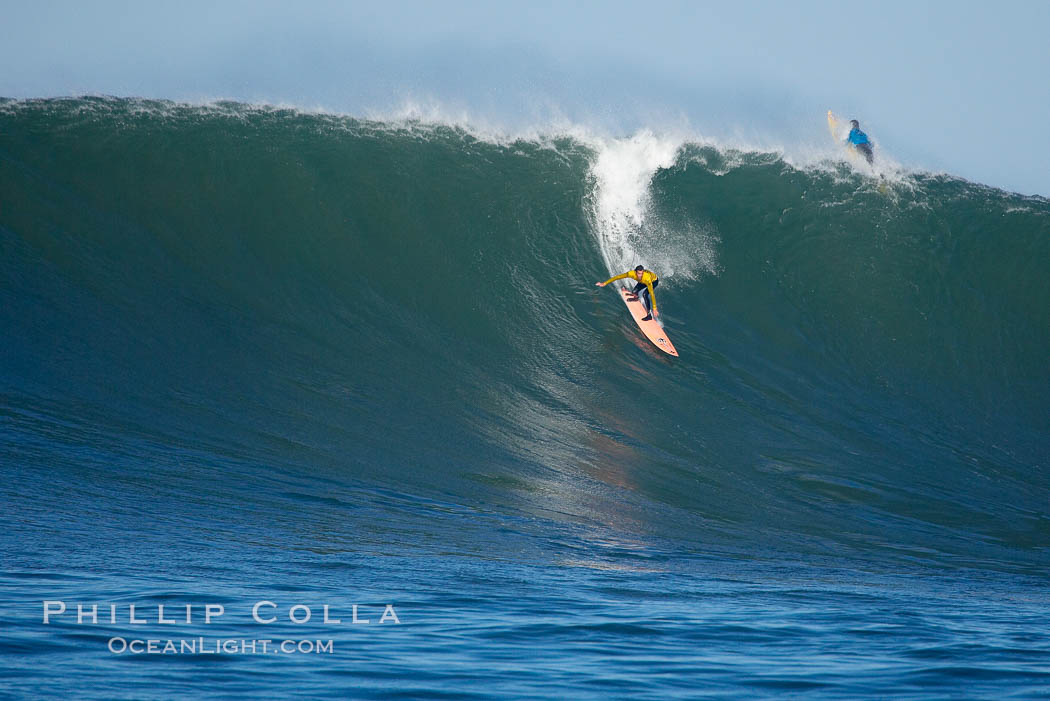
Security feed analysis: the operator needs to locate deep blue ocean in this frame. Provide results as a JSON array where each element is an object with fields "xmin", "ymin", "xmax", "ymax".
[{"xmin": 2, "ymin": 97, "xmax": 1048, "ymax": 699}]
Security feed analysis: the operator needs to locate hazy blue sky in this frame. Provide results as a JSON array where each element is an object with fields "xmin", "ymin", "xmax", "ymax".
[{"xmin": 3, "ymin": 0, "xmax": 1048, "ymax": 195}]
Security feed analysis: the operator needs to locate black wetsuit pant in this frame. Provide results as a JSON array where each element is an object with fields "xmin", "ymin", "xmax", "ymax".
[
  {"xmin": 631, "ymin": 278, "xmax": 659, "ymax": 315},
  {"xmin": 857, "ymin": 142, "xmax": 874, "ymax": 165}
]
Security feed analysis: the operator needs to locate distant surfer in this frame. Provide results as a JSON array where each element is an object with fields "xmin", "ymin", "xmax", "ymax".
[
  {"xmin": 596, "ymin": 266, "xmax": 660, "ymax": 320},
  {"xmin": 846, "ymin": 119, "xmax": 875, "ymax": 165}
]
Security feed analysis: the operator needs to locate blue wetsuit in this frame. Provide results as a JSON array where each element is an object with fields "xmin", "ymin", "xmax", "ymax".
[
  {"xmin": 847, "ymin": 128, "xmax": 869, "ymax": 145},
  {"xmin": 847, "ymin": 127, "xmax": 874, "ymax": 164}
]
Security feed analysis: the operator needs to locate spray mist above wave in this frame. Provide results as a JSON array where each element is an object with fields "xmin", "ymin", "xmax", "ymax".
[{"xmin": 585, "ymin": 130, "xmax": 719, "ymax": 283}]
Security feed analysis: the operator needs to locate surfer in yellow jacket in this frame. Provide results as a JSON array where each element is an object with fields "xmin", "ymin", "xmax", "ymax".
[{"xmin": 596, "ymin": 265, "xmax": 660, "ymax": 320}]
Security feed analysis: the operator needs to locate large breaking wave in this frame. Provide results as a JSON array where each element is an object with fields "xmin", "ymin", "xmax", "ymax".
[{"xmin": 2, "ymin": 97, "xmax": 1048, "ymax": 574}]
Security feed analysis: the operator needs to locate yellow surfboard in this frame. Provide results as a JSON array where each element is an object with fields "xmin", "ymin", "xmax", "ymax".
[
  {"xmin": 827, "ymin": 109, "xmax": 839, "ymax": 139},
  {"xmin": 827, "ymin": 109, "xmax": 854, "ymax": 160}
]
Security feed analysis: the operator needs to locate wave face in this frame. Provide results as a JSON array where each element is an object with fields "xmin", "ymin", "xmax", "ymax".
[{"xmin": 2, "ymin": 97, "xmax": 1049, "ymax": 577}]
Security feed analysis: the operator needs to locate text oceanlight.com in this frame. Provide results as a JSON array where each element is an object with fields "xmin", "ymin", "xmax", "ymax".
[{"xmin": 108, "ymin": 637, "xmax": 334, "ymax": 655}]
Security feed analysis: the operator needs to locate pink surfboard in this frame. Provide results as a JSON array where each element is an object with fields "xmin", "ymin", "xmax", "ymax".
[{"xmin": 618, "ymin": 287, "xmax": 678, "ymax": 357}]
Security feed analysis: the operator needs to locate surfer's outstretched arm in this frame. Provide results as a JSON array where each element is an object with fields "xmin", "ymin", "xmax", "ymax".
[{"xmin": 596, "ymin": 272, "xmax": 630, "ymax": 287}]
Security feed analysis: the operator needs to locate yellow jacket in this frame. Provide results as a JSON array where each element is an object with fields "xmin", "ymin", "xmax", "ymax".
[{"xmin": 602, "ymin": 269, "xmax": 659, "ymax": 313}]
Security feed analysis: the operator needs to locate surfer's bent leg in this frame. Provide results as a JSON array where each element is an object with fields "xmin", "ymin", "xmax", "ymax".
[
  {"xmin": 633, "ymin": 279, "xmax": 658, "ymax": 315},
  {"xmin": 644, "ymin": 279, "xmax": 659, "ymax": 313},
  {"xmin": 631, "ymin": 282, "xmax": 649, "ymax": 311}
]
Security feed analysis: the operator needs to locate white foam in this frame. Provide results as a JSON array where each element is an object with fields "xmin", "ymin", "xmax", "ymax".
[{"xmin": 586, "ymin": 130, "xmax": 719, "ymax": 283}]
